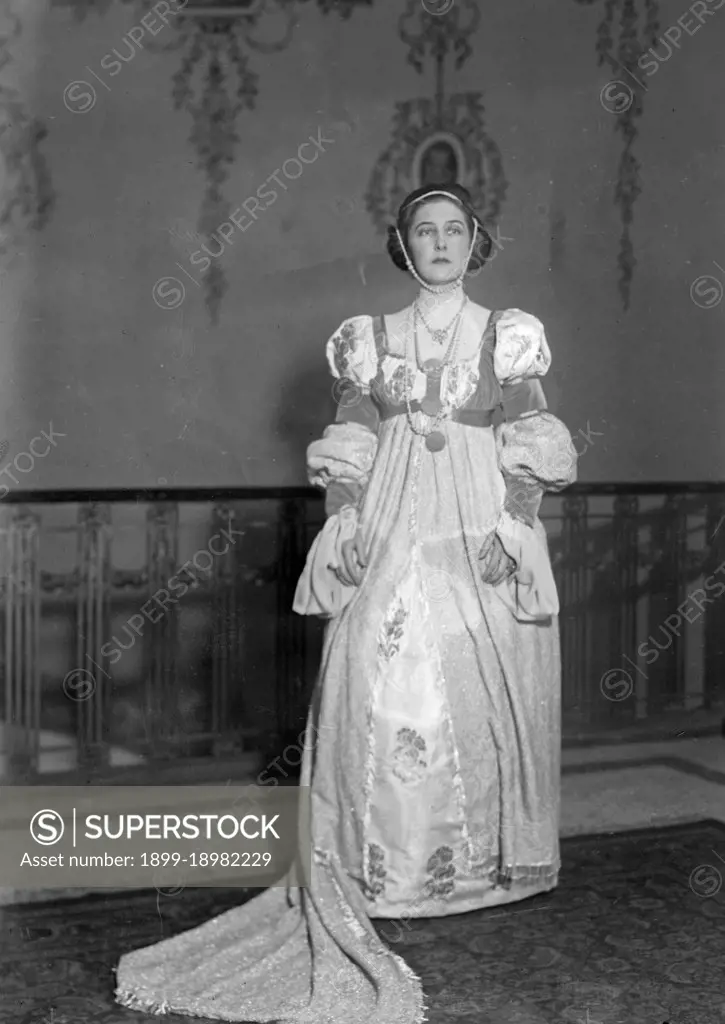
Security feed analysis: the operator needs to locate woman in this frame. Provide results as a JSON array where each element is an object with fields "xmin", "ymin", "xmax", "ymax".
[{"xmin": 115, "ymin": 184, "xmax": 576, "ymax": 1023}]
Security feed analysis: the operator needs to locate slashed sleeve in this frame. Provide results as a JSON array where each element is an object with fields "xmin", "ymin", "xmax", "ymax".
[{"xmin": 306, "ymin": 315, "xmax": 380, "ymax": 517}]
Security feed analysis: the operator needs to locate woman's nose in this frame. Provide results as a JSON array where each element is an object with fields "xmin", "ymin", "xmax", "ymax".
[{"xmin": 434, "ymin": 235, "xmax": 446, "ymax": 250}]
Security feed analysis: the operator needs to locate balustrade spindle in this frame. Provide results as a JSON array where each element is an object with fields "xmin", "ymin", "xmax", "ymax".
[
  {"xmin": 211, "ymin": 503, "xmax": 244, "ymax": 755},
  {"xmin": 612, "ymin": 495, "xmax": 640, "ymax": 717},
  {"xmin": 2, "ymin": 507, "xmax": 40, "ymax": 776},
  {"xmin": 276, "ymin": 497, "xmax": 308, "ymax": 740},
  {"xmin": 680, "ymin": 503, "xmax": 707, "ymax": 712},
  {"xmin": 75, "ymin": 503, "xmax": 112, "ymax": 768},
  {"xmin": 704, "ymin": 495, "xmax": 725, "ymax": 710},
  {"xmin": 559, "ymin": 495, "xmax": 589, "ymax": 723},
  {"xmin": 146, "ymin": 502, "xmax": 179, "ymax": 756},
  {"xmin": 633, "ymin": 506, "xmax": 651, "ymax": 721},
  {"xmin": 662, "ymin": 495, "xmax": 687, "ymax": 712}
]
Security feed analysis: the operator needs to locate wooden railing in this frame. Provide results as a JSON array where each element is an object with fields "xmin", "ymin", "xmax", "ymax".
[{"xmin": 1, "ymin": 484, "xmax": 724, "ymax": 781}]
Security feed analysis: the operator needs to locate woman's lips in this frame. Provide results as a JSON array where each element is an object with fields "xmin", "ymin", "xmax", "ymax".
[{"xmin": 432, "ymin": 258, "xmax": 450, "ymax": 263}]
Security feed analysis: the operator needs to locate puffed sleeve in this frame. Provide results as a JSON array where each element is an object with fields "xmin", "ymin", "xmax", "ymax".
[
  {"xmin": 494, "ymin": 308, "xmax": 550, "ymax": 422},
  {"xmin": 480, "ymin": 310, "xmax": 577, "ymax": 622},
  {"xmin": 306, "ymin": 315, "xmax": 380, "ymax": 517},
  {"xmin": 492, "ymin": 309, "xmax": 576, "ymax": 525}
]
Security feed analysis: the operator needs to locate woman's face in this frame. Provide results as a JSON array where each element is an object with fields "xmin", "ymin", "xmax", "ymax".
[{"xmin": 406, "ymin": 199, "xmax": 472, "ymax": 285}]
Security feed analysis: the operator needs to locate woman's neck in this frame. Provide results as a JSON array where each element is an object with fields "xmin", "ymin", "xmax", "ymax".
[{"xmin": 414, "ymin": 283, "xmax": 465, "ymax": 318}]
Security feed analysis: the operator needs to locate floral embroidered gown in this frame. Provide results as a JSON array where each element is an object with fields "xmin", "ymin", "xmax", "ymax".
[{"xmin": 115, "ymin": 307, "xmax": 577, "ymax": 1024}]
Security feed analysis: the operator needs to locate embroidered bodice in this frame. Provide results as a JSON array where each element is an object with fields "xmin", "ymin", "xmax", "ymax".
[{"xmin": 326, "ymin": 308, "xmax": 552, "ymax": 417}]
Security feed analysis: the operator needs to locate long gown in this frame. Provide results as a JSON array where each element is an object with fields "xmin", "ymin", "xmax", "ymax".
[{"xmin": 115, "ymin": 306, "xmax": 577, "ymax": 1023}]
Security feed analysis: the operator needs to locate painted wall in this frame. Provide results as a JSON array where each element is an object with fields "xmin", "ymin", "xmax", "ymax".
[{"xmin": 1, "ymin": 0, "xmax": 724, "ymax": 490}]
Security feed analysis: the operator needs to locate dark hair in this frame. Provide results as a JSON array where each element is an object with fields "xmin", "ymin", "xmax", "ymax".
[{"xmin": 386, "ymin": 183, "xmax": 493, "ymax": 275}]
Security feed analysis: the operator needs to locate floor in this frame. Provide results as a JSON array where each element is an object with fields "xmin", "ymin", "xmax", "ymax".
[{"xmin": 2, "ymin": 818, "xmax": 725, "ymax": 1023}]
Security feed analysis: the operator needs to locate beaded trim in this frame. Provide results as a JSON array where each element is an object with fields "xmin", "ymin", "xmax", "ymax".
[{"xmin": 401, "ymin": 188, "xmax": 466, "ymax": 209}]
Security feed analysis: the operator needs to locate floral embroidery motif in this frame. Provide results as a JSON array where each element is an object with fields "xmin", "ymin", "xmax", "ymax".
[
  {"xmin": 424, "ymin": 845, "xmax": 456, "ymax": 899},
  {"xmin": 391, "ymin": 727, "xmax": 428, "ymax": 784},
  {"xmin": 444, "ymin": 362, "xmax": 478, "ymax": 407},
  {"xmin": 363, "ymin": 842, "xmax": 386, "ymax": 901},
  {"xmin": 503, "ymin": 334, "xmax": 530, "ymax": 375},
  {"xmin": 332, "ymin": 321, "xmax": 359, "ymax": 379},
  {"xmin": 377, "ymin": 599, "xmax": 407, "ymax": 660},
  {"xmin": 494, "ymin": 310, "xmax": 550, "ymax": 383},
  {"xmin": 384, "ymin": 362, "xmax": 416, "ymax": 404}
]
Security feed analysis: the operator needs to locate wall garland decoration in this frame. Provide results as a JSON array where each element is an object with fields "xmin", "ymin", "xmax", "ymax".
[
  {"xmin": 48, "ymin": 0, "xmax": 372, "ymax": 323},
  {"xmin": 574, "ymin": 0, "xmax": 660, "ymax": 309},
  {"xmin": 0, "ymin": 6, "xmax": 55, "ymax": 262}
]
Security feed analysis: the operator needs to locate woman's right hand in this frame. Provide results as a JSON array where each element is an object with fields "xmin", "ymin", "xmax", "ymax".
[
  {"xmin": 336, "ymin": 529, "xmax": 368, "ymax": 587},
  {"xmin": 478, "ymin": 533, "xmax": 516, "ymax": 586}
]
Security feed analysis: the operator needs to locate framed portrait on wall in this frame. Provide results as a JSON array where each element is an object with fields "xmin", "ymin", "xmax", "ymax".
[
  {"xmin": 365, "ymin": 94, "xmax": 507, "ymax": 234},
  {"xmin": 412, "ymin": 132, "xmax": 466, "ymax": 190}
]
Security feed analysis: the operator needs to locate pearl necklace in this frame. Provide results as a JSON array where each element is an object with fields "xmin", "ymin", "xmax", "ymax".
[{"xmin": 414, "ymin": 292, "xmax": 467, "ymax": 346}]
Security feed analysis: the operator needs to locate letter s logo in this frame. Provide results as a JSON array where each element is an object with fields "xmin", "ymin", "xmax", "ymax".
[{"xmin": 30, "ymin": 809, "xmax": 65, "ymax": 845}]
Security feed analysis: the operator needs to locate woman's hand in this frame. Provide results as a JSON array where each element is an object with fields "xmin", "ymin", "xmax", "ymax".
[
  {"xmin": 335, "ymin": 529, "xmax": 368, "ymax": 587},
  {"xmin": 479, "ymin": 534, "xmax": 516, "ymax": 586}
]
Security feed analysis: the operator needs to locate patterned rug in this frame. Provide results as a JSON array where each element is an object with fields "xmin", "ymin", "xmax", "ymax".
[{"xmin": 2, "ymin": 820, "xmax": 724, "ymax": 1024}]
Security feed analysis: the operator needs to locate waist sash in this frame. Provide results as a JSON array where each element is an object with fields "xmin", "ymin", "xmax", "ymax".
[{"xmin": 379, "ymin": 403, "xmax": 495, "ymax": 427}]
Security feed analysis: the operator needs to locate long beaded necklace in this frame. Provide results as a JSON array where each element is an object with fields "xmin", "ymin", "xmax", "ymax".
[
  {"xmin": 415, "ymin": 298, "xmax": 467, "ymax": 410},
  {"xmin": 404, "ymin": 302, "xmax": 465, "ymax": 453}
]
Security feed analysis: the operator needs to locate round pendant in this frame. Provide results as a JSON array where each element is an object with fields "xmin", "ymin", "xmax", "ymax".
[
  {"xmin": 421, "ymin": 359, "xmax": 443, "ymax": 379},
  {"xmin": 421, "ymin": 395, "xmax": 442, "ymax": 416},
  {"xmin": 426, "ymin": 431, "xmax": 446, "ymax": 453}
]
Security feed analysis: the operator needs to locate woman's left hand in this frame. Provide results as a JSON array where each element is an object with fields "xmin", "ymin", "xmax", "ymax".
[
  {"xmin": 479, "ymin": 534, "xmax": 516, "ymax": 585},
  {"xmin": 336, "ymin": 528, "xmax": 368, "ymax": 587}
]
